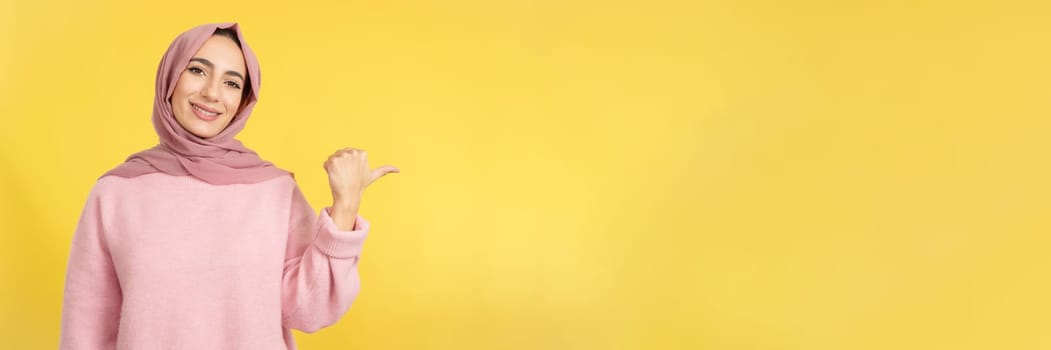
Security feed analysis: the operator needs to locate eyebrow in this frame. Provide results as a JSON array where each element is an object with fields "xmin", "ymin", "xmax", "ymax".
[{"xmin": 189, "ymin": 57, "xmax": 245, "ymax": 82}]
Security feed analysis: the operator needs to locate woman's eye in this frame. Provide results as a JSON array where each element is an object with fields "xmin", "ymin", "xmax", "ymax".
[
  {"xmin": 188, "ymin": 67, "xmax": 205, "ymax": 75},
  {"xmin": 225, "ymin": 81, "xmax": 242, "ymax": 89}
]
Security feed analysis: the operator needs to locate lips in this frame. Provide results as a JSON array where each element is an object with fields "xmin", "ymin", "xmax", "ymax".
[{"xmin": 190, "ymin": 102, "xmax": 221, "ymax": 121}]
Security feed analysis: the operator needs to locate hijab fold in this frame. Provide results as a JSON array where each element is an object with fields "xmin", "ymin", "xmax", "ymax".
[{"xmin": 102, "ymin": 22, "xmax": 291, "ymax": 185}]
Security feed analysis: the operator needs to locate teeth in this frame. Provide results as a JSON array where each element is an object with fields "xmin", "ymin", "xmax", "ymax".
[{"xmin": 192, "ymin": 104, "xmax": 219, "ymax": 116}]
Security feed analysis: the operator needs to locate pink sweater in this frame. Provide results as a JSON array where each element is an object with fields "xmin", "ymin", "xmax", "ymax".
[{"xmin": 60, "ymin": 173, "xmax": 369, "ymax": 349}]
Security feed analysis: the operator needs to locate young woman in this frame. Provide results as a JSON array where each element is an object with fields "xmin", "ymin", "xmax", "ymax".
[{"xmin": 59, "ymin": 22, "xmax": 398, "ymax": 349}]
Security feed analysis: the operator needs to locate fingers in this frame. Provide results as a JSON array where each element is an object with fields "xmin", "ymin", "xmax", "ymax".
[
  {"xmin": 326, "ymin": 147, "xmax": 399, "ymax": 186},
  {"xmin": 331, "ymin": 147, "xmax": 365, "ymax": 159},
  {"xmin": 324, "ymin": 148, "xmax": 366, "ymax": 170}
]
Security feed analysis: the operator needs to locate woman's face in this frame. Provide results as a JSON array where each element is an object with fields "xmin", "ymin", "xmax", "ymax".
[{"xmin": 170, "ymin": 34, "xmax": 247, "ymax": 139}]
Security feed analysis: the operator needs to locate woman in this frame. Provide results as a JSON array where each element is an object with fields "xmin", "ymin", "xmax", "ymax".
[{"xmin": 59, "ymin": 23, "xmax": 398, "ymax": 349}]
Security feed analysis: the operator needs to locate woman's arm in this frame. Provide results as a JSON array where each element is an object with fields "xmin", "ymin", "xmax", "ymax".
[
  {"xmin": 60, "ymin": 187, "xmax": 122, "ymax": 349},
  {"xmin": 280, "ymin": 186, "xmax": 369, "ymax": 333},
  {"xmin": 280, "ymin": 147, "xmax": 397, "ymax": 332}
]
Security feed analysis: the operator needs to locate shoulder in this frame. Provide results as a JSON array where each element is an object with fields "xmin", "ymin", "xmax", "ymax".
[{"xmin": 90, "ymin": 174, "xmax": 140, "ymax": 200}]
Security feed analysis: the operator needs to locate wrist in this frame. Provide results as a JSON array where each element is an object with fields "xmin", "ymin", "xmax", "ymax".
[
  {"xmin": 330, "ymin": 200, "xmax": 360, "ymax": 231},
  {"xmin": 332, "ymin": 198, "xmax": 360, "ymax": 213}
]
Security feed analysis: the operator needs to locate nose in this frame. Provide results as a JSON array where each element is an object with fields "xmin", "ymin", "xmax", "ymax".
[{"xmin": 200, "ymin": 79, "xmax": 220, "ymax": 101}]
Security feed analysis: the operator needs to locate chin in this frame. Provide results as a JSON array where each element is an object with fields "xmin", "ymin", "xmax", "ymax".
[{"xmin": 191, "ymin": 128, "xmax": 221, "ymax": 139}]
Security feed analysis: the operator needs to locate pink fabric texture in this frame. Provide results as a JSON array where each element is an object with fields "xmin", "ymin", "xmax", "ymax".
[
  {"xmin": 102, "ymin": 22, "xmax": 290, "ymax": 185},
  {"xmin": 60, "ymin": 173, "xmax": 369, "ymax": 349}
]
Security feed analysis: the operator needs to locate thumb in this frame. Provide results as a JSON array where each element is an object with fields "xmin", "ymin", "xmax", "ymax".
[{"xmin": 368, "ymin": 165, "xmax": 400, "ymax": 186}]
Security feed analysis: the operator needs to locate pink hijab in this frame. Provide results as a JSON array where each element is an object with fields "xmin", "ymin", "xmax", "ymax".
[{"xmin": 102, "ymin": 22, "xmax": 291, "ymax": 185}]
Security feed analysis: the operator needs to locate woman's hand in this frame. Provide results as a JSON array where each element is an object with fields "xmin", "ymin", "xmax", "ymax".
[{"xmin": 324, "ymin": 147, "xmax": 399, "ymax": 230}]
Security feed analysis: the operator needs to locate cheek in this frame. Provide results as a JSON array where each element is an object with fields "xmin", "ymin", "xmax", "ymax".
[
  {"xmin": 224, "ymin": 93, "xmax": 243, "ymax": 115},
  {"xmin": 171, "ymin": 74, "xmax": 197, "ymax": 102}
]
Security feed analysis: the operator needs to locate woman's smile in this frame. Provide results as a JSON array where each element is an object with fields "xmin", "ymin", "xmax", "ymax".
[{"xmin": 190, "ymin": 102, "xmax": 221, "ymax": 121}]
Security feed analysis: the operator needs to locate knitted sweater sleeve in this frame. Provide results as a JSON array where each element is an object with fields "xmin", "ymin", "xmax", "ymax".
[
  {"xmin": 60, "ymin": 185, "xmax": 122, "ymax": 349},
  {"xmin": 280, "ymin": 185, "xmax": 369, "ymax": 333}
]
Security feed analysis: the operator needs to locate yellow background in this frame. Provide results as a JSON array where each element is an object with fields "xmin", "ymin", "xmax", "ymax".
[{"xmin": 2, "ymin": 0, "xmax": 1050, "ymax": 349}]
